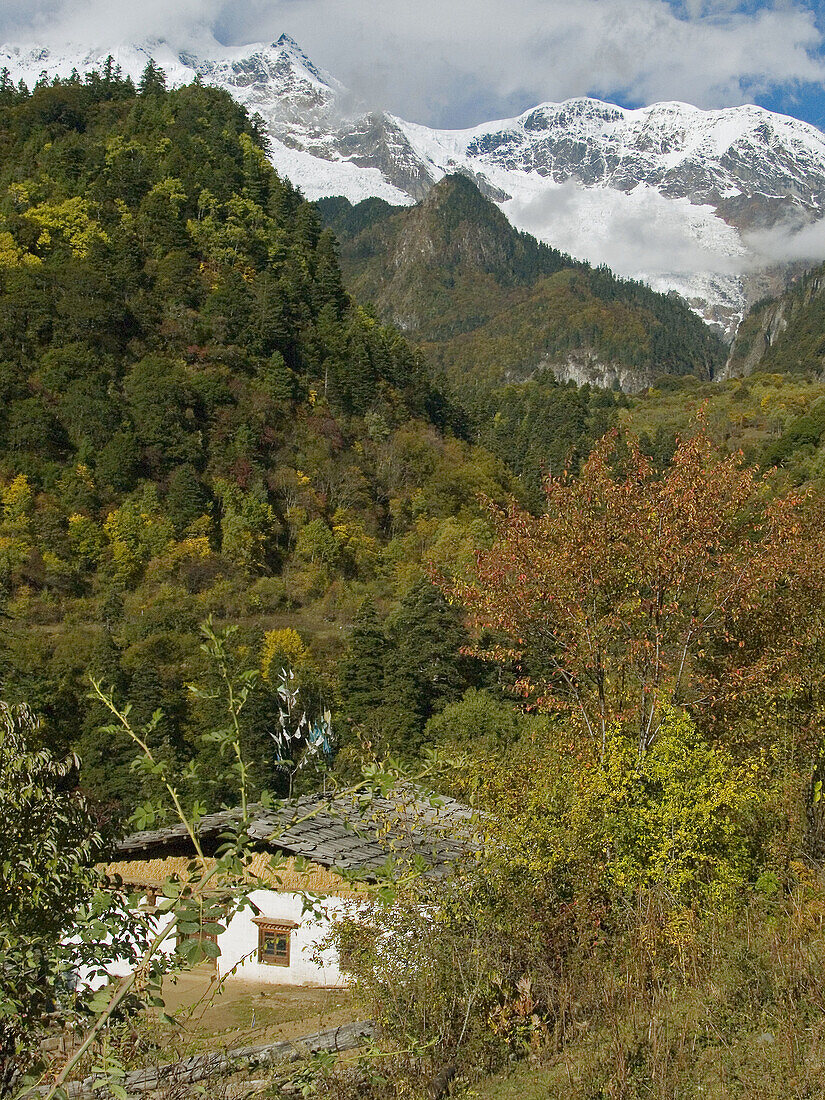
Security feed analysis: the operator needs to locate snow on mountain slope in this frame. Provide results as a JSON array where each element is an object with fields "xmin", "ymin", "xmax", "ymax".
[
  {"xmin": 399, "ymin": 98, "xmax": 825, "ymax": 214},
  {"xmin": 0, "ymin": 36, "xmax": 420, "ymax": 205},
  {"xmin": 268, "ymin": 135, "xmax": 413, "ymax": 205},
  {"xmin": 3, "ymin": 35, "xmax": 825, "ymax": 336},
  {"xmin": 0, "ymin": 35, "xmax": 342, "ymax": 127},
  {"xmin": 391, "ymin": 101, "xmax": 825, "ymax": 334}
]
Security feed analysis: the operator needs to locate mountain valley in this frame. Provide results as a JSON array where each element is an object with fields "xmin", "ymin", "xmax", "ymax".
[
  {"xmin": 5, "ymin": 26, "xmax": 825, "ymax": 1100},
  {"xmin": 318, "ymin": 175, "xmax": 725, "ymax": 397}
]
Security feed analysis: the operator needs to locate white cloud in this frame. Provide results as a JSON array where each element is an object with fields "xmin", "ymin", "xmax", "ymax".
[
  {"xmin": 0, "ymin": 0, "xmax": 222, "ymax": 52},
  {"xmin": 744, "ymin": 217, "xmax": 825, "ymax": 265},
  {"xmin": 0, "ymin": 0, "xmax": 823, "ymax": 128},
  {"xmin": 502, "ymin": 178, "xmax": 825, "ymax": 286},
  {"xmin": 503, "ymin": 181, "xmax": 747, "ymax": 276}
]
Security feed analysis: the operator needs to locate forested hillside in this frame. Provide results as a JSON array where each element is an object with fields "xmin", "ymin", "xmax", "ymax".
[
  {"xmin": 9, "ymin": 64, "xmax": 825, "ymax": 1100},
  {"xmin": 6, "ymin": 63, "xmax": 816, "ymax": 825},
  {"xmin": 0, "ymin": 69, "xmax": 534, "ymax": 807},
  {"xmin": 318, "ymin": 175, "xmax": 726, "ymax": 400},
  {"xmin": 627, "ymin": 373, "xmax": 825, "ymax": 494}
]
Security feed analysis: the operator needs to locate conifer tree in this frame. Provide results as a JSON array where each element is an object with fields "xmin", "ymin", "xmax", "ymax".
[
  {"xmin": 166, "ymin": 464, "xmax": 207, "ymax": 533},
  {"xmin": 258, "ymin": 351, "xmax": 299, "ymax": 404},
  {"xmin": 75, "ymin": 631, "xmax": 134, "ymax": 805},
  {"xmin": 314, "ymin": 228, "xmax": 347, "ymax": 317},
  {"xmin": 338, "ymin": 598, "xmax": 389, "ymax": 729},
  {"xmin": 0, "ymin": 68, "xmax": 13, "ymax": 105},
  {"xmin": 291, "ymin": 202, "xmax": 321, "ymax": 253},
  {"xmin": 138, "ymin": 60, "xmax": 167, "ymax": 96},
  {"xmin": 383, "ymin": 579, "xmax": 471, "ymax": 756}
]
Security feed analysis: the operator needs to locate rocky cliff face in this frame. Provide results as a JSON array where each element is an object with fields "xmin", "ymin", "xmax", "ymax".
[
  {"xmin": 724, "ymin": 302, "xmax": 791, "ymax": 379},
  {"xmin": 541, "ymin": 351, "xmax": 653, "ymax": 394},
  {"xmin": 725, "ymin": 264, "xmax": 825, "ymax": 378}
]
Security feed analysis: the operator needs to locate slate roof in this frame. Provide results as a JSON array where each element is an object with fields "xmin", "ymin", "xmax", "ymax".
[{"xmin": 115, "ymin": 787, "xmax": 473, "ymax": 879}]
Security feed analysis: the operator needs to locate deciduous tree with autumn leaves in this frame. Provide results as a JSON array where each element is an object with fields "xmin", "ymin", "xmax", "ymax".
[
  {"xmin": 444, "ymin": 418, "xmax": 825, "ymax": 762},
  {"xmin": 334, "ymin": 422, "xmax": 825, "ymax": 1093}
]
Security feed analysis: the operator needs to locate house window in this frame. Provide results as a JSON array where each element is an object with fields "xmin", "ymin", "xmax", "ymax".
[{"xmin": 254, "ymin": 919, "xmax": 298, "ymax": 967}]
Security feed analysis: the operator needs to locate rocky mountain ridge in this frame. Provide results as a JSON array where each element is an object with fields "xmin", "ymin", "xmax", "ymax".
[{"xmin": 319, "ymin": 175, "xmax": 726, "ymax": 398}]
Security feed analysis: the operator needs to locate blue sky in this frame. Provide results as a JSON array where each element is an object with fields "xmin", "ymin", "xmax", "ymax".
[
  {"xmin": 735, "ymin": 81, "xmax": 825, "ymax": 130},
  {"xmin": 1, "ymin": 0, "xmax": 824, "ymax": 130},
  {"xmin": 655, "ymin": 0, "xmax": 825, "ymax": 129}
]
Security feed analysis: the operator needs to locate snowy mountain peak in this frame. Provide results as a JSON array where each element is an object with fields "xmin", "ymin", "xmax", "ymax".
[
  {"xmin": 195, "ymin": 37, "xmax": 343, "ymax": 121},
  {"xmin": 219, "ymin": 34, "xmax": 341, "ymax": 97},
  {"xmin": 275, "ymin": 31, "xmax": 319, "ymax": 72}
]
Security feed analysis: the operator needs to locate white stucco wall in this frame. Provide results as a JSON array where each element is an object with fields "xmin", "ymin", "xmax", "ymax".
[
  {"xmin": 81, "ymin": 887, "xmax": 358, "ymax": 988},
  {"xmin": 217, "ymin": 889, "xmax": 350, "ymax": 986},
  {"xmin": 74, "ymin": 907, "xmax": 177, "ymax": 989}
]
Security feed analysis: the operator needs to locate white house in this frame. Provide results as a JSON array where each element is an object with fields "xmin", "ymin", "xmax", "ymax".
[{"xmin": 104, "ymin": 789, "xmax": 470, "ymax": 987}]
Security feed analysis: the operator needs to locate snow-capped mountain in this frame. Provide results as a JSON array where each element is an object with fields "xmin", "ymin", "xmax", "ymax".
[{"xmin": 4, "ymin": 34, "xmax": 825, "ymax": 337}]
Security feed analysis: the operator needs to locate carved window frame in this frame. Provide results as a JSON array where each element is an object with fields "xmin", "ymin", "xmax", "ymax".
[{"xmin": 253, "ymin": 918, "xmax": 299, "ymax": 967}]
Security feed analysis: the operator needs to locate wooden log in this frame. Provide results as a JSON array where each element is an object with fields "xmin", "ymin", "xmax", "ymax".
[{"xmin": 32, "ymin": 1021, "xmax": 376, "ymax": 1099}]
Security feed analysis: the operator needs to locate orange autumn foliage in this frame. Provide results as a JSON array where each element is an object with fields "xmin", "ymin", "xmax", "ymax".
[{"xmin": 442, "ymin": 420, "xmax": 825, "ymax": 756}]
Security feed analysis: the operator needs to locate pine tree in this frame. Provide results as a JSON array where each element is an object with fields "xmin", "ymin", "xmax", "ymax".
[
  {"xmin": 338, "ymin": 598, "xmax": 389, "ymax": 729},
  {"xmin": 382, "ymin": 579, "xmax": 471, "ymax": 757},
  {"xmin": 0, "ymin": 68, "xmax": 13, "ymax": 105},
  {"xmin": 258, "ymin": 351, "xmax": 299, "ymax": 404},
  {"xmin": 166, "ymin": 464, "xmax": 207, "ymax": 533},
  {"xmin": 76, "ymin": 631, "xmax": 133, "ymax": 804},
  {"xmin": 333, "ymin": 329, "xmax": 374, "ymax": 416},
  {"xmin": 291, "ymin": 202, "xmax": 321, "ymax": 253},
  {"xmin": 313, "ymin": 228, "xmax": 347, "ymax": 317},
  {"xmin": 138, "ymin": 60, "xmax": 167, "ymax": 97}
]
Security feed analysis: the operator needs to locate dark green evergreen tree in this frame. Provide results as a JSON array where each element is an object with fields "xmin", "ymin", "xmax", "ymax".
[
  {"xmin": 95, "ymin": 430, "xmax": 140, "ymax": 493},
  {"xmin": 338, "ymin": 598, "xmax": 389, "ymax": 730},
  {"xmin": 166, "ymin": 464, "xmax": 208, "ymax": 532},
  {"xmin": 313, "ymin": 228, "xmax": 347, "ymax": 317},
  {"xmin": 0, "ymin": 67, "xmax": 17, "ymax": 105},
  {"xmin": 124, "ymin": 356, "xmax": 200, "ymax": 472},
  {"xmin": 382, "ymin": 579, "xmax": 472, "ymax": 757},
  {"xmin": 257, "ymin": 351, "xmax": 299, "ymax": 404},
  {"xmin": 76, "ymin": 631, "xmax": 133, "ymax": 807},
  {"xmin": 138, "ymin": 60, "xmax": 167, "ymax": 96}
]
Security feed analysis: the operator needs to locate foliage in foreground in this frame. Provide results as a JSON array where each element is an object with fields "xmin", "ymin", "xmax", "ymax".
[
  {"xmin": 6, "ymin": 420, "xmax": 825, "ymax": 1100},
  {"xmin": 323, "ymin": 421, "xmax": 825, "ymax": 1098},
  {"xmin": 326, "ymin": 723, "xmax": 825, "ymax": 1097},
  {"xmin": 0, "ymin": 703, "xmax": 144, "ymax": 1097},
  {"xmin": 445, "ymin": 420, "xmax": 825, "ymax": 755},
  {"xmin": 472, "ymin": 886, "xmax": 825, "ymax": 1100},
  {"xmin": 0, "ymin": 617, "xmax": 356, "ymax": 1096}
]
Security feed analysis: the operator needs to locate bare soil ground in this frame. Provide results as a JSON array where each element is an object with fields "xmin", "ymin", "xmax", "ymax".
[
  {"xmin": 58, "ymin": 972, "xmax": 359, "ymax": 1091},
  {"xmin": 157, "ymin": 967, "xmax": 356, "ymax": 1055}
]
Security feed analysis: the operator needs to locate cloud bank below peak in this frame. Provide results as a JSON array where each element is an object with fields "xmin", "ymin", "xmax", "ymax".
[
  {"xmin": 505, "ymin": 179, "xmax": 825, "ymax": 282},
  {"xmin": 504, "ymin": 183, "xmax": 747, "ymax": 279},
  {"xmin": 0, "ymin": 0, "xmax": 823, "ymax": 129}
]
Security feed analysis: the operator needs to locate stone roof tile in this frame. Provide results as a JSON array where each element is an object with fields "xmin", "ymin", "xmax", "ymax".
[{"xmin": 115, "ymin": 785, "xmax": 474, "ymax": 879}]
